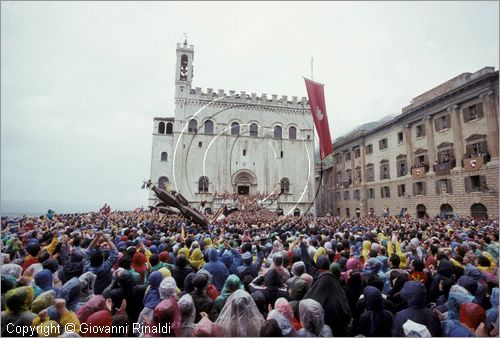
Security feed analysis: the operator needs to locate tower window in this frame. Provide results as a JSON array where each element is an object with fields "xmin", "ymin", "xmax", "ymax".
[
  {"xmin": 243, "ymin": 149, "xmax": 247, "ymax": 156},
  {"xmin": 180, "ymin": 54, "xmax": 188, "ymax": 81},
  {"xmin": 158, "ymin": 122, "xmax": 165, "ymax": 134},
  {"xmin": 289, "ymin": 126, "xmax": 297, "ymax": 140},
  {"xmin": 160, "ymin": 152, "xmax": 168, "ymax": 162},
  {"xmin": 166, "ymin": 122, "xmax": 173, "ymax": 134},
  {"xmin": 198, "ymin": 141, "xmax": 202, "ymax": 147}
]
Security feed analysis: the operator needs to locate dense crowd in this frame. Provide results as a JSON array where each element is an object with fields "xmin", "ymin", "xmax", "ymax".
[{"xmin": 1, "ymin": 205, "xmax": 499, "ymax": 337}]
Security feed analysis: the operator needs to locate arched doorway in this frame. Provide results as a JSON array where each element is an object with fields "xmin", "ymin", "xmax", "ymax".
[
  {"xmin": 440, "ymin": 204, "xmax": 453, "ymax": 218},
  {"xmin": 471, "ymin": 203, "xmax": 488, "ymax": 219},
  {"xmin": 232, "ymin": 169, "xmax": 257, "ymax": 195},
  {"xmin": 416, "ymin": 204, "xmax": 426, "ymax": 219},
  {"xmin": 294, "ymin": 208, "xmax": 300, "ymax": 216}
]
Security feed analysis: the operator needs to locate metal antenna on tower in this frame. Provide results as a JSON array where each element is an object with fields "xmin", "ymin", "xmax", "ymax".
[{"xmin": 183, "ymin": 33, "xmax": 188, "ymax": 46}]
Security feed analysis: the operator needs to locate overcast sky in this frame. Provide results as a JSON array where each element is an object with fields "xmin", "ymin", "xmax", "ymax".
[{"xmin": 1, "ymin": 1, "xmax": 498, "ymax": 214}]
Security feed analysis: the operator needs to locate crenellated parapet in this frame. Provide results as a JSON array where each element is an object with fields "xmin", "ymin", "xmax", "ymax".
[{"xmin": 185, "ymin": 86, "xmax": 309, "ymax": 109}]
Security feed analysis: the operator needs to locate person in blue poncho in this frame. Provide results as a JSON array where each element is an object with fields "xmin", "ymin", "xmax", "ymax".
[
  {"xmin": 391, "ymin": 280, "xmax": 442, "ymax": 337},
  {"xmin": 202, "ymin": 247, "xmax": 229, "ymax": 291}
]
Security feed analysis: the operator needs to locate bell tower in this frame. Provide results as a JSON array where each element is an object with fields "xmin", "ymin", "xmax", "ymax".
[{"xmin": 175, "ymin": 36, "xmax": 194, "ymax": 98}]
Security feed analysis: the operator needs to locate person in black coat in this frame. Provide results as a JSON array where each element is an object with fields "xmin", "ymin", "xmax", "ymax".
[
  {"xmin": 190, "ymin": 273, "xmax": 215, "ymax": 322},
  {"xmin": 302, "ymin": 244, "xmax": 351, "ymax": 336},
  {"xmin": 172, "ymin": 254, "xmax": 194, "ymax": 290},
  {"xmin": 103, "ymin": 270, "xmax": 146, "ymax": 334},
  {"xmin": 358, "ymin": 286, "xmax": 394, "ymax": 337}
]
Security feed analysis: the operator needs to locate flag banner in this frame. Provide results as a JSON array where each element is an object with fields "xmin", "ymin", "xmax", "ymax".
[
  {"xmin": 464, "ymin": 156, "xmax": 484, "ymax": 172},
  {"xmin": 304, "ymin": 78, "xmax": 334, "ymax": 160}
]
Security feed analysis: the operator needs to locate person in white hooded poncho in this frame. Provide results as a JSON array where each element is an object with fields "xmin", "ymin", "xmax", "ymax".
[
  {"xmin": 178, "ymin": 294, "xmax": 197, "ymax": 337},
  {"xmin": 215, "ymin": 289, "xmax": 265, "ymax": 337},
  {"xmin": 296, "ymin": 298, "xmax": 333, "ymax": 337}
]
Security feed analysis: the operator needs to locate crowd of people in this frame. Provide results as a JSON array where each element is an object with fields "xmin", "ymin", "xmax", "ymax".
[{"xmin": 1, "ymin": 206, "xmax": 499, "ymax": 337}]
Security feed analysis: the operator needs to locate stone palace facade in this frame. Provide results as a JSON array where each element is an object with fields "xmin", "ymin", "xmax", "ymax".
[
  {"xmin": 317, "ymin": 67, "xmax": 499, "ymax": 219},
  {"xmin": 149, "ymin": 41, "xmax": 315, "ymax": 215}
]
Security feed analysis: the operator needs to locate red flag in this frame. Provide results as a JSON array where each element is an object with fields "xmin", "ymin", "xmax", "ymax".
[{"xmin": 304, "ymin": 78, "xmax": 334, "ymax": 159}]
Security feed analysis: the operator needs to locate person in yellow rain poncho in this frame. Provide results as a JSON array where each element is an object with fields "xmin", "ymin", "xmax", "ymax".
[
  {"xmin": 189, "ymin": 248, "xmax": 206, "ymax": 271},
  {"xmin": 1, "ymin": 286, "xmax": 37, "ymax": 336},
  {"xmin": 313, "ymin": 247, "xmax": 327, "ymax": 264},
  {"xmin": 361, "ymin": 240, "xmax": 372, "ymax": 261},
  {"xmin": 178, "ymin": 247, "xmax": 191, "ymax": 260},
  {"xmin": 387, "ymin": 236, "xmax": 407, "ymax": 269}
]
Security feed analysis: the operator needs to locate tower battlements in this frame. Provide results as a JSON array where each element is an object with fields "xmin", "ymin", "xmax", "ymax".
[{"xmin": 185, "ymin": 86, "xmax": 309, "ymax": 109}]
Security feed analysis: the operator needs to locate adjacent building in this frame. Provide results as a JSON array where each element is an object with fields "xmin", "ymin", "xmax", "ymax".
[
  {"xmin": 317, "ymin": 67, "xmax": 499, "ymax": 219},
  {"xmin": 149, "ymin": 41, "xmax": 315, "ymax": 215}
]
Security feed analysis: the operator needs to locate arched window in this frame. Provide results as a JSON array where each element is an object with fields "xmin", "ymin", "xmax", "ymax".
[
  {"xmin": 188, "ymin": 119, "xmax": 197, "ymax": 133},
  {"xmin": 158, "ymin": 176, "xmax": 169, "ymax": 190},
  {"xmin": 289, "ymin": 126, "xmax": 297, "ymax": 140},
  {"xmin": 198, "ymin": 176, "xmax": 209, "ymax": 193},
  {"xmin": 180, "ymin": 55, "xmax": 188, "ymax": 81},
  {"xmin": 166, "ymin": 123, "xmax": 173, "ymax": 134},
  {"xmin": 250, "ymin": 123, "xmax": 258, "ymax": 137},
  {"xmin": 204, "ymin": 120, "xmax": 214, "ymax": 134},
  {"xmin": 231, "ymin": 122, "xmax": 240, "ymax": 136},
  {"xmin": 274, "ymin": 125, "xmax": 282, "ymax": 139},
  {"xmin": 471, "ymin": 203, "xmax": 488, "ymax": 219},
  {"xmin": 280, "ymin": 177, "xmax": 290, "ymax": 194},
  {"xmin": 158, "ymin": 122, "xmax": 165, "ymax": 134},
  {"xmin": 160, "ymin": 152, "xmax": 168, "ymax": 161}
]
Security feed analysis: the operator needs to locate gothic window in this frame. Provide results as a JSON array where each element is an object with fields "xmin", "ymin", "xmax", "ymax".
[
  {"xmin": 274, "ymin": 125, "xmax": 282, "ymax": 139},
  {"xmin": 280, "ymin": 177, "xmax": 290, "ymax": 194},
  {"xmin": 188, "ymin": 119, "xmax": 198, "ymax": 133},
  {"xmin": 231, "ymin": 122, "xmax": 240, "ymax": 136},
  {"xmin": 180, "ymin": 54, "xmax": 188, "ymax": 81},
  {"xmin": 166, "ymin": 122, "xmax": 173, "ymax": 134},
  {"xmin": 158, "ymin": 122, "xmax": 165, "ymax": 134},
  {"xmin": 250, "ymin": 123, "xmax": 258, "ymax": 137},
  {"xmin": 158, "ymin": 176, "xmax": 169, "ymax": 190},
  {"xmin": 204, "ymin": 120, "xmax": 214, "ymax": 134},
  {"xmin": 289, "ymin": 126, "xmax": 297, "ymax": 140},
  {"xmin": 160, "ymin": 152, "xmax": 168, "ymax": 162},
  {"xmin": 198, "ymin": 176, "xmax": 209, "ymax": 193}
]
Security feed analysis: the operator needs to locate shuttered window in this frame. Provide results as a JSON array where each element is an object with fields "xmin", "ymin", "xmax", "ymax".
[
  {"xmin": 413, "ymin": 182, "xmax": 426, "ymax": 196},
  {"xmin": 463, "ymin": 103, "xmax": 484, "ymax": 123},
  {"xmin": 436, "ymin": 179, "xmax": 453, "ymax": 194},
  {"xmin": 465, "ymin": 175, "xmax": 487, "ymax": 192},
  {"xmin": 435, "ymin": 115, "xmax": 451, "ymax": 131}
]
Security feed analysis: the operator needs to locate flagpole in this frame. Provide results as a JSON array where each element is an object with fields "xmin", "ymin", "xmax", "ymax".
[{"xmin": 310, "ymin": 57, "xmax": 317, "ymax": 220}]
